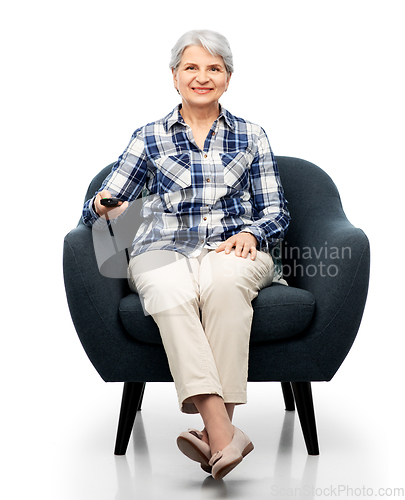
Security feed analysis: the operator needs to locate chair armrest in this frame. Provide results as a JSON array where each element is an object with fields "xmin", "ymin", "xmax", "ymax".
[
  {"xmin": 284, "ymin": 217, "xmax": 370, "ymax": 378},
  {"xmin": 63, "ymin": 222, "xmax": 133, "ymax": 379}
]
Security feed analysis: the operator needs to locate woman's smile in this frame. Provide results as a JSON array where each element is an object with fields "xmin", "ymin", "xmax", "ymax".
[{"xmin": 192, "ymin": 87, "xmax": 213, "ymax": 94}]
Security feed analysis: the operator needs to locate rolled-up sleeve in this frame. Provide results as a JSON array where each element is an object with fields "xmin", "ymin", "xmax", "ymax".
[{"xmin": 244, "ymin": 128, "xmax": 290, "ymax": 250}]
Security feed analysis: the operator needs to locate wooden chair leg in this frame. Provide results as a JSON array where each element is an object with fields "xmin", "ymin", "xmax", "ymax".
[
  {"xmin": 291, "ymin": 382, "xmax": 319, "ymax": 455},
  {"xmin": 281, "ymin": 382, "xmax": 295, "ymax": 411},
  {"xmin": 114, "ymin": 382, "xmax": 146, "ymax": 455}
]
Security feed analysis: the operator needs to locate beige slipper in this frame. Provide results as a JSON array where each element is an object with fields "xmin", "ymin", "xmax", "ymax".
[
  {"xmin": 209, "ymin": 426, "xmax": 254, "ymax": 480},
  {"xmin": 177, "ymin": 429, "xmax": 212, "ymax": 473}
]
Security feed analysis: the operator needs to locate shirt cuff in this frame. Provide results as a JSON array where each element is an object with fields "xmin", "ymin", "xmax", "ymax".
[
  {"xmin": 87, "ymin": 196, "xmax": 109, "ymax": 229},
  {"xmin": 241, "ymin": 226, "xmax": 277, "ymax": 252},
  {"xmin": 89, "ymin": 196, "xmax": 100, "ymax": 219}
]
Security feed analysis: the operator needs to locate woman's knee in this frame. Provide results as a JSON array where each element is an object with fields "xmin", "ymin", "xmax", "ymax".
[{"xmin": 199, "ymin": 250, "xmax": 273, "ymax": 300}]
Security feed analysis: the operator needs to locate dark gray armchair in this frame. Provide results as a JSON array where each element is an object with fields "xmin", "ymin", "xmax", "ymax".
[{"xmin": 63, "ymin": 156, "xmax": 370, "ymax": 456}]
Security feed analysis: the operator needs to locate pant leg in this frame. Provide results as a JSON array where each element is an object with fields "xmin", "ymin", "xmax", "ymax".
[
  {"xmin": 128, "ymin": 250, "xmax": 223, "ymax": 414},
  {"xmin": 198, "ymin": 249, "xmax": 274, "ymax": 405}
]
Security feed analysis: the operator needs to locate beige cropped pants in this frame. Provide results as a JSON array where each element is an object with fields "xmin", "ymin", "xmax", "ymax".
[{"xmin": 128, "ymin": 248, "xmax": 274, "ymax": 414}]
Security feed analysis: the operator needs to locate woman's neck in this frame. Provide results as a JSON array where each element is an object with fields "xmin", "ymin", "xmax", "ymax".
[{"xmin": 180, "ymin": 101, "xmax": 220, "ymax": 128}]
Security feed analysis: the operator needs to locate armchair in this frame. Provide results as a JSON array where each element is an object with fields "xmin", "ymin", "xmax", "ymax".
[{"xmin": 63, "ymin": 156, "xmax": 370, "ymax": 456}]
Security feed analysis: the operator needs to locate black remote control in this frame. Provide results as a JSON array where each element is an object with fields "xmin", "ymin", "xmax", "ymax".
[{"xmin": 100, "ymin": 197, "xmax": 123, "ymax": 207}]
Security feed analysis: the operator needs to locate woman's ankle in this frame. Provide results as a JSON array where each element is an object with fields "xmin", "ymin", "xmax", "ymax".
[{"xmin": 206, "ymin": 422, "xmax": 234, "ymax": 455}]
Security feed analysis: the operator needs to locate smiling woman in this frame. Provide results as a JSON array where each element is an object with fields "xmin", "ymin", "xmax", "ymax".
[
  {"xmin": 172, "ymin": 45, "xmax": 231, "ymax": 148},
  {"xmin": 82, "ymin": 29, "xmax": 290, "ymax": 481}
]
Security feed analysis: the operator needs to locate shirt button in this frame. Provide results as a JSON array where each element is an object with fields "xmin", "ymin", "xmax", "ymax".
[
  {"xmin": 203, "ymin": 217, "xmax": 207, "ymax": 221},
  {"xmin": 206, "ymin": 178, "xmax": 211, "ymax": 183},
  {"xmin": 204, "ymin": 154, "xmax": 208, "ymax": 158},
  {"xmin": 211, "ymin": 132, "xmax": 215, "ymax": 136}
]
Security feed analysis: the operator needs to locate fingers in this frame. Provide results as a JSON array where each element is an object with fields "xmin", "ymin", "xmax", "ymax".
[
  {"xmin": 236, "ymin": 240, "xmax": 257, "ymax": 260},
  {"xmin": 249, "ymin": 246, "xmax": 257, "ymax": 261},
  {"xmin": 215, "ymin": 233, "xmax": 258, "ymax": 260},
  {"xmin": 94, "ymin": 190, "xmax": 111, "ymax": 216},
  {"xmin": 94, "ymin": 190, "xmax": 128, "ymax": 219},
  {"xmin": 215, "ymin": 239, "xmax": 235, "ymax": 255}
]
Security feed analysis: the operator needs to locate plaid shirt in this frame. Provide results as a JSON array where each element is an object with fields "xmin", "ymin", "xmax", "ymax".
[{"xmin": 83, "ymin": 105, "xmax": 290, "ymax": 259}]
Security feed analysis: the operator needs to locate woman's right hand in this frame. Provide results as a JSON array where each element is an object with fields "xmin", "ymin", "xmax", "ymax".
[{"xmin": 93, "ymin": 190, "xmax": 129, "ymax": 219}]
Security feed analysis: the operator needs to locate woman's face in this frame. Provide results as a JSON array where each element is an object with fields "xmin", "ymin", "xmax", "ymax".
[{"xmin": 173, "ymin": 45, "xmax": 231, "ymax": 110}]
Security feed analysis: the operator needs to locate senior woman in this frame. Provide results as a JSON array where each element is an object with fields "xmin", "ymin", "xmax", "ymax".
[{"xmin": 83, "ymin": 29, "xmax": 290, "ymax": 480}]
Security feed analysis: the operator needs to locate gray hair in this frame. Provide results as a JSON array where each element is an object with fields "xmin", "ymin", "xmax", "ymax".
[{"xmin": 170, "ymin": 30, "xmax": 234, "ymax": 74}]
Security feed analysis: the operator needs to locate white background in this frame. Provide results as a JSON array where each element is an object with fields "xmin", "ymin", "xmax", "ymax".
[{"xmin": 2, "ymin": 0, "xmax": 404, "ymax": 497}]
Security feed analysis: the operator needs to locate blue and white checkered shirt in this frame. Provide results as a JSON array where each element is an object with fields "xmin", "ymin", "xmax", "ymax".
[{"xmin": 83, "ymin": 105, "xmax": 290, "ymax": 259}]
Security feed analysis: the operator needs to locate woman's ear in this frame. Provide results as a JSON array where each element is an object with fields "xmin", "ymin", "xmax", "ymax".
[
  {"xmin": 172, "ymin": 68, "xmax": 178, "ymax": 92},
  {"xmin": 226, "ymin": 72, "xmax": 232, "ymax": 90}
]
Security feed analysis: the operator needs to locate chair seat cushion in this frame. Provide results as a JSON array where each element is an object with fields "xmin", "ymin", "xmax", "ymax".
[
  {"xmin": 119, "ymin": 283, "xmax": 315, "ymax": 344},
  {"xmin": 250, "ymin": 283, "xmax": 315, "ymax": 342}
]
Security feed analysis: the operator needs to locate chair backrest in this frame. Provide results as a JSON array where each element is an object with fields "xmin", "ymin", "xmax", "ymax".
[
  {"xmin": 276, "ymin": 155, "xmax": 349, "ymax": 262},
  {"xmin": 277, "ymin": 156, "xmax": 345, "ymax": 238}
]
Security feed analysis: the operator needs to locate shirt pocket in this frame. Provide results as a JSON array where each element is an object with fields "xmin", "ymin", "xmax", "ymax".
[
  {"xmin": 220, "ymin": 151, "xmax": 253, "ymax": 191},
  {"xmin": 154, "ymin": 153, "xmax": 192, "ymax": 193}
]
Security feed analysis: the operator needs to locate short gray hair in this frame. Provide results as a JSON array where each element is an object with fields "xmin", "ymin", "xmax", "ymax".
[{"xmin": 170, "ymin": 30, "xmax": 234, "ymax": 74}]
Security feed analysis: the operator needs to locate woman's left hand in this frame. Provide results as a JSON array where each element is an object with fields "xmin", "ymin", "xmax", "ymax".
[{"xmin": 215, "ymin": 232, "xmax": 258, "ymax": 260}]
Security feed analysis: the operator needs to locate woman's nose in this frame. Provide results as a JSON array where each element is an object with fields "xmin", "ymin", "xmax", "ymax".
[{"xmin": 196, "ymin": 71, "xmax": 209, "ymax": 84}]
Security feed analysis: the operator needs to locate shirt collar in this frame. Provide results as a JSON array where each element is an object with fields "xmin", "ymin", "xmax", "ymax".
[
  {"xmin": 218, "ymin": 105, "xmax": 236, "ymax": 130},
  {"xmin": 164, "ymin": 104, "xmax": 235, "ymax": 132}
]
